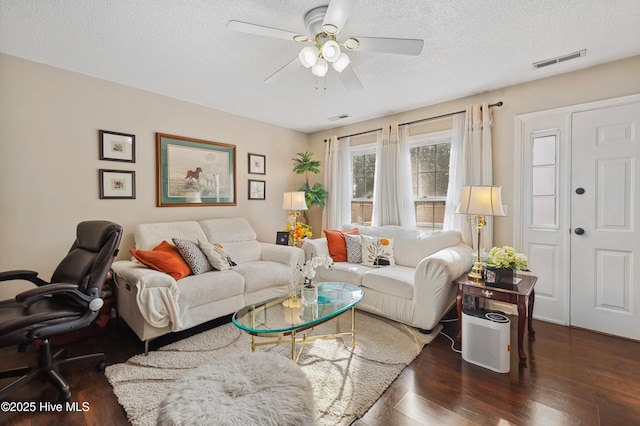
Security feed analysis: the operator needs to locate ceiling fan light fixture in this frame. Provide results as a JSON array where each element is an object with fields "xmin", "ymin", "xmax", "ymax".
[
  {"xmin": 321, "ymin": 40, "xmax": 341, "ymax": 62},
  {"xmin": 311, "ymin": 58, "xmax": 329, "ymax": 77},
  {"xmin": 293, "ymin": 34, "xmax": 310, "ymax": 43},
  {"xmin": 299, "ymin": 46, "xmax": 318, "ymax": 68},
  {"xmin": 322, "ymin": 23, "xmax": 340, "ymax": 35},
  {"xmin": 343, "ymin": 37, "xmax": 359, "ymax": 50},
  {"xmin": 332, "ymin": 53, "xmax": 350, "ymax": 73}
]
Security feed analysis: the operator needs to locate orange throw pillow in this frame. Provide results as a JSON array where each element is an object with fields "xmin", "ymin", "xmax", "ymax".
[
  {"xmin": 324, "ymin": 228, "xmax": 359, "ymax": 262},
  {"xmin": 130, "ymin": 240, "xmax": 192, "ymax": 280}
]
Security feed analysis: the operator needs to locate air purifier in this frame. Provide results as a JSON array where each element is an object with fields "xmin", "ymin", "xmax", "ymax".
[{"xmin": 462, "ymin": 308, "xmax": 511, "ymax": 373}]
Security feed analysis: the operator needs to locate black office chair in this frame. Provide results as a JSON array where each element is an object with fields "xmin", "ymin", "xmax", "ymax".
[{"xmin": 0, "ymin": 220, "xmax": 122, "ymax": 401}]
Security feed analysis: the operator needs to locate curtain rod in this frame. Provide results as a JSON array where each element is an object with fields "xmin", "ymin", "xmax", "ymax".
[{"xmin": 324, "ymin": 101, "xmax": 503, "ymax": 142}]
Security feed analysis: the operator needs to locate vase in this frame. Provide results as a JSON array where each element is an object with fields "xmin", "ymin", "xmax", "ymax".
[
  {"xmin": 484, "ymin": 266, "xmax": 515, "ymax": 284},
  {"xmin": 496, "ymin": 268, "xmax": 515, "ymax": 284},
  {"xmin": 301, "ymin": 282, "xmax": 318, "ymax": 306}
]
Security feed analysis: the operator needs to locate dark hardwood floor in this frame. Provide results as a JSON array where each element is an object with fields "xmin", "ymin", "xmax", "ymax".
[{"xmin": 1, "ymin": 311, "xmax": 639, "ymax": 425}]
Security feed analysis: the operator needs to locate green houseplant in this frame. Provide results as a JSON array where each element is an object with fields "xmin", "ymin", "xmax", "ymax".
[{"xmin": 292, "ymin": 151, "xmax": 329, "ymax": 225}]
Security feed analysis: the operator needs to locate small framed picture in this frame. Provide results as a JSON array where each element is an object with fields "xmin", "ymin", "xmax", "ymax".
[
  {"xmin": 248, "ymin": 153, "xmax": 266, "ymax": 175},
  {"xmin": 248, "ymin": 179, "xmax": 266, "ymax": 200},
  {"xmin": 99, "ymin": 130, "xmax": 135, "ymax": 162},
  {"xmin": 484, "ymin": 267, "xmax": 497, "ymax": 284},
  {"xmin": 99, "ymin": 169, "xmax": 136, "ymax": 199},
  {"xmin": 276, "ymin": 231, "xmax": 289, "ymax": 246}
]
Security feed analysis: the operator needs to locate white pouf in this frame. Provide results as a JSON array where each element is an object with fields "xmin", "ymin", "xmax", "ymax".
[{"xmin": 157, "ymin": 351, "xmax": 315, "ymax": 426}]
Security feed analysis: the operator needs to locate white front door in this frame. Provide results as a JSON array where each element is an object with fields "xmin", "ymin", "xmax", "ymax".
[
  {"xmin": 515, "ymin": 94, "xmax": 640, "ymax": 339},
  {"xmin": 570, "ymin": 102, "xmax": 640, "ymax": 340}
]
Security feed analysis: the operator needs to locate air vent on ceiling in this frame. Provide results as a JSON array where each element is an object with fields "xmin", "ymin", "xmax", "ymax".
[
  {"xmin": 328, "ymin": 114, "xmax": 351, "ymax": 121},
  {"xmin": 532, "ymin": 49, "xmax": 586, "ymax": 69}
]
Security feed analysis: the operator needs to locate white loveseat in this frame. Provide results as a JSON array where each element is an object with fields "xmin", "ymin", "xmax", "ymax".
[
  {"xmin": 111, "ymin": 218, "xmax": 304, "ymax": 352},
  {"xmin": 302, "ymin": 225, "xmax": 473, "ymax": 332}
]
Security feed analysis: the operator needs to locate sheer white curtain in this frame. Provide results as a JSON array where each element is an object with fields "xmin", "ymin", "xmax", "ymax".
[
  {"xmin": 322, "ymin": 136, "xmax": 352, "ymax": 229},
  {"xmin": 371, "ymin": 122, "xmax": 416, "ymax": 226},
  {"xmin": 461, "ymin": 103, "xmax": 495, "ymax": 251},
  {"xmin": 443, "ymin": 113, "xmax": 471, "ymax": 243}
]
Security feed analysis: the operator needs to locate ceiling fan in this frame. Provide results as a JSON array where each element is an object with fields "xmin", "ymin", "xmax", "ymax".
[{"xmin": 227, "ymin": 0, "xmax": 424, "ymax": 91}]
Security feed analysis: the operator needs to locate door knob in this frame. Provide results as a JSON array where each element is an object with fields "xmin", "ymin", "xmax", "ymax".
[
  {"xmin": 576, "ymin": 187, "xmax": 585, "ymax": 194},
  {"xmin": 574, "ymin": 228, "xmax": 585, "ymax": 235}
]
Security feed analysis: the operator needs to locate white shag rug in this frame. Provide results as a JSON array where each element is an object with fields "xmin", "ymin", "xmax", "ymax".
[
  {"xmin": 106, "ymin": 311, "xmax": 441, "ymax": 426},
  {"xmin": 156, "ymin": 351, "xmax": 315, "ymax": 426}
]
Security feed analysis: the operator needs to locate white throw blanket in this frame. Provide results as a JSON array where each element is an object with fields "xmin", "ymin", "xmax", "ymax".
[{"xmin": 113, "ymin": 261, "xmax": 183, "ymax": 331}]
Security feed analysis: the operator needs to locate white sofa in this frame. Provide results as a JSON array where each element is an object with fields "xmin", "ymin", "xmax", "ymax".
[
  {"xmin": 111, "ymin": 218, "xmax": 304, "ymax": 352},
  {"xmin": 302, "ymin": 225, "xmax": 474, "ymax": 332}
]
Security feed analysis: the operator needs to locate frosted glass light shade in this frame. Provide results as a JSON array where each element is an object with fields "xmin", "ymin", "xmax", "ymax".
[
  {"xmin": 322, "ymin": 40, "xmax": 341, "ymax": 62},
  {"xmin": 332, "ymin": 53, "xmax": 350, "ymax": 72},
  {"xmin": 282, "ymin": 192, "xmax": 308, "ymax": 211},
  {"xmin": 456, "ymin": 185, "xmax": 506, "ymax": 216},
  {"xmin": 299, "ymin": 46, "xmax": 318, "ymax": 68},
  {"xmin": 311, "ymin": 58, "xmax": 328, "ymax": 77}
]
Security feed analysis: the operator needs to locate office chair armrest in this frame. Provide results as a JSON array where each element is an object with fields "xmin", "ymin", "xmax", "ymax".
[
  {"xmin": 0, "ymin": 270, "xmax": 49, "ymax": 286},
  {"xmin": 16, "ymin": 283, "xmax": 104, "ymax": 312},
  {"xmin": 15, "ymin": 283, "xmax": 87, "ymax": 304}
]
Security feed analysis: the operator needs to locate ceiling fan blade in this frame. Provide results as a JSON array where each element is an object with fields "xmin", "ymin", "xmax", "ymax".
[
  {"xmin": 337, "ymin": 65, "xmax": 363, "ymax": 91},
  {"xmin": 227, "ymin": 20, "xmax": 301, "ymax": 42},
  {"xmin": 354, "ymin": 37, "xmax": 424, "ymax": 55},
  {"xmin": 265, "ymin": 57, "xmax": 303, "ymax": 84},
  {"xmin": 322, "ymin": 0, "xmax": 358, "ymax": 35}
]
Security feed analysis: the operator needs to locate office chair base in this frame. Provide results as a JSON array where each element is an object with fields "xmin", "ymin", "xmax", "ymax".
[{"xmin": 0, "ymin": 338, "xmax": 106, "ymax": 401}]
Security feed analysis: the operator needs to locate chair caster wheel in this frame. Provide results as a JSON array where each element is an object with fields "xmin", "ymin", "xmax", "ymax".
[{"xmin": 96, "ymin": 360, "xmax": 107, "ymax": 371}]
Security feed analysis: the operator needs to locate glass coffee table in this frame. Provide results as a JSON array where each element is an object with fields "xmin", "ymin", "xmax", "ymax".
[{"xmin": 232, "ymin": 282, "xmax": 363, "ymax": 363}]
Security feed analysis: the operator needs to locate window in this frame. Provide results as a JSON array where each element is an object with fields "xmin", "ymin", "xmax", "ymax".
[
  {"xmin": 410, "ymin": 131, "xmax": 451, "ymax": 231},
  {"xmin": 349, "ymin": 130, "xmax": 451, "ymax": 230},
  {"xmin": 351, "ymin": 145, "xmax": 376, "ymax": 224}
]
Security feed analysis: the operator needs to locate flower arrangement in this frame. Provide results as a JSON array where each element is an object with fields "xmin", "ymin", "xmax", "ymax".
[
  {"xmin": 299, "ymin": 255, "xmax": 333, "ymax": 287},
  {"xmin": 487, "ymin": 246, "xmax": 530, "ymax": 271},
  {"xmin": 285, "ymin": 221, "xmax": 312, "ymax": 242}
]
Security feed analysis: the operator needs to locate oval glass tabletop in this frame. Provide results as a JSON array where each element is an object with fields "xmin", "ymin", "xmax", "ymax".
[{"xmin": 232, "ymin": 282, "xmax": 363, "ymax": 335}]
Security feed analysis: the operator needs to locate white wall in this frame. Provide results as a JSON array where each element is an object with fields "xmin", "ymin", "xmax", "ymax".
[
  {"xmin": 308, "ymin": 55, "xmax": 640, "ymax": 245},
  {"xmin": 0, "ymin": 54, "xmax": 308, "ymax": 287}
]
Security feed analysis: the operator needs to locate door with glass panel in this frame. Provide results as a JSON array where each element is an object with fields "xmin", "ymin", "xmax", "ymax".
[{"xmin": 517, "ymin": 96, "xmax": 640, "ymax": 340}]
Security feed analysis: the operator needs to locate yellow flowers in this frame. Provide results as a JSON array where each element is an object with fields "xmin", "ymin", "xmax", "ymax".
[{"xmin": 285, "ymin": 221, "xmax": 312, "ymax": 240}]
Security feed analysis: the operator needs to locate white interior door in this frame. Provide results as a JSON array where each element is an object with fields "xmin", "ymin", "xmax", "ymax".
[
  {"xmin": 515, "ymin": 113, "xmax": 571, "ymax": 325},
  {"xmin": 570, "ymin": 102, "xmax": 640, "ymax": 340}
]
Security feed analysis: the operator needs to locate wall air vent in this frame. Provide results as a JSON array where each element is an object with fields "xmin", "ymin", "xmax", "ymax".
[
  {"xmin": 328, "ymin": 114, "xmax": 351, "ymax": 121},
  {"xmin": 532, "ymin": 49, "xmax": 586, "ymax": 69}
]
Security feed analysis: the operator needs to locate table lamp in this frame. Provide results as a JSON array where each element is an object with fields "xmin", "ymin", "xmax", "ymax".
[
  {"xmin": 282, "ymin": 191, "xmax": 308, "ymax": 246},
  {"xmin": 456, "ymin": 185, "xmax": 506, "ymax": 280}
]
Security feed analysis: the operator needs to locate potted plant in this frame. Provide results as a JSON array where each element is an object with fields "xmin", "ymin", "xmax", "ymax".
[
  {"xmin": 292, "ymin": 152, "xmax": 329, "ymax": 225},
  {"xmin": 299, "ymin": 255, "xmax": 333, "ymax": 305},
  {"xmin": 485, "ymin": 246, "xmax": 530, "ymax": 284}
]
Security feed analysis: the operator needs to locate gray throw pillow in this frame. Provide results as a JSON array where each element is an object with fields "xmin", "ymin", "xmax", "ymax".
[
  {"xmin": 173, "ymin": 238, "xmax": 214, "ymax": 275},
  {"xmin": 345, "ymin": 234, "xmax": 362, "ymax": 263}
]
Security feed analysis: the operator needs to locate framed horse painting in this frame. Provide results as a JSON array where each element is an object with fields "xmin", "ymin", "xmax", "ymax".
[{"xmin": 156, "ymin": 133, "xmax": 237, "ymax": 207}]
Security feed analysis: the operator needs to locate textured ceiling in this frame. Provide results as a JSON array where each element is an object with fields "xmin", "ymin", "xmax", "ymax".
[{"xmin": 1, "ymin": 0, "xmax": 639, "ymax": 133}]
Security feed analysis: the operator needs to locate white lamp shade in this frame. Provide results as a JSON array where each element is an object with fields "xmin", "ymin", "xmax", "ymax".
[
  {"xmin": 299, "ymin": 46, "xmax": 318, "ymax": 68},
  {"xmin": 456, "ymin": 185, "xmax": 506, "ymax": 216},
  {"xmin": 322, "ymin": 40, "xmax": 341, "ymax": 62},
  {"xmin": 282, "ymin": 191, "xmax": 308, "ymax": 211},
  {"xmin": 311, "ymin": 57, "xmax": 329, "ymax": 77},
  {"xmin": 332, "ymin": 53, "xmax": 350, "ymax": 72}
]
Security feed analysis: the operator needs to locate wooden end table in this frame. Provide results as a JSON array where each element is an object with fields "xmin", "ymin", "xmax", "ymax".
[{"xmin": 455, "ymin": 272, "xmax": 537, "ymax": 363}]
